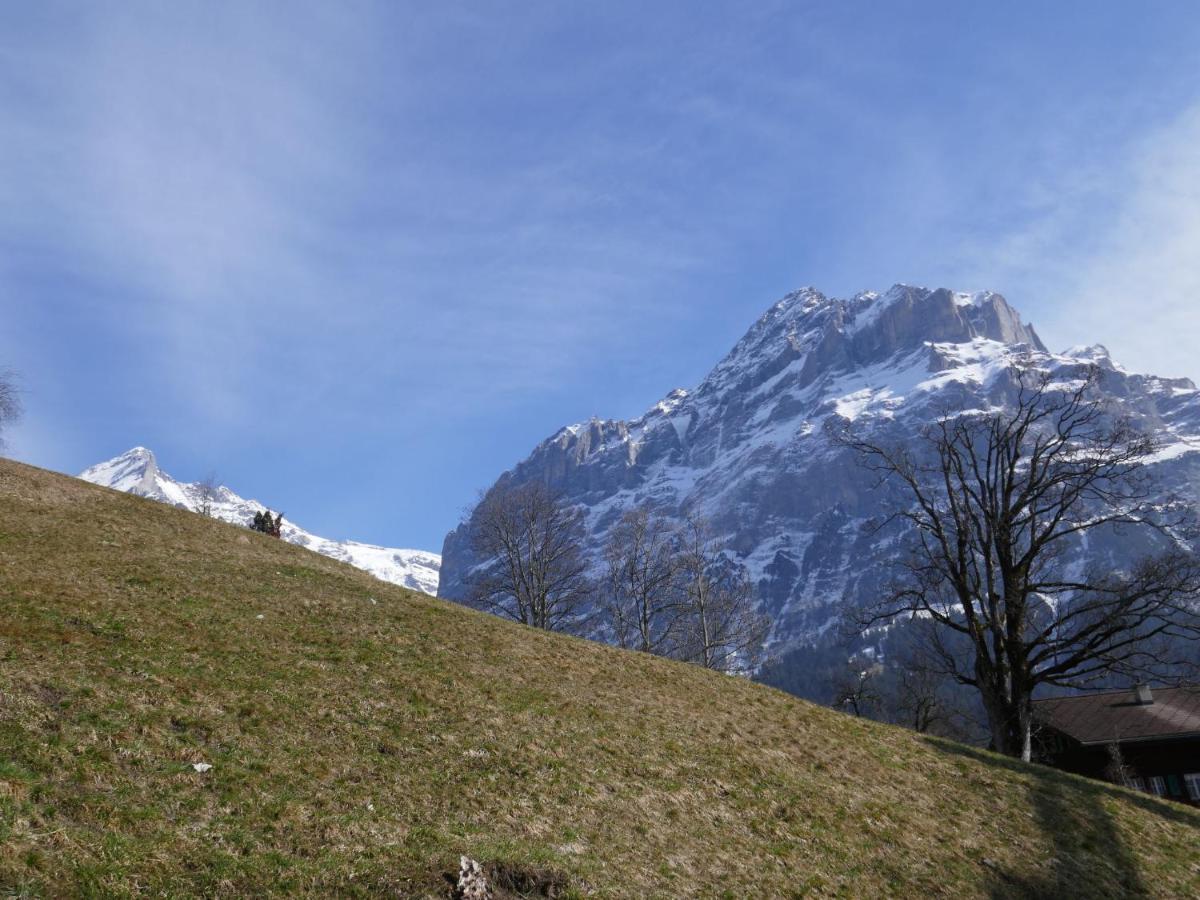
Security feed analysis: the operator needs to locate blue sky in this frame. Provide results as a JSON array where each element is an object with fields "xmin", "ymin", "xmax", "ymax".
[{"xmin": 3, "ymin": 2, "xmax": 1200, "ymax": 552}]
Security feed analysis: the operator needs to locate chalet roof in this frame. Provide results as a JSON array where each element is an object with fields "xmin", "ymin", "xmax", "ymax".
[{"xmin": 1032, "ymin": 686, "xmax": 1200, "ymax": 746}]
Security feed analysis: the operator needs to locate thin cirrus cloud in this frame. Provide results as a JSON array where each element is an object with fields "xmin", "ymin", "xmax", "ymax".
[
  {"xmin": 2, "ymin": 6, "xmax": 372, "ymax": 414},
  {"xmin": 1056, "ymin": 104, "xmax": 1200, "ymax": 375},
  {"xmin": 2, "ymin": 5, "xmax": 711, "ymax": 420},
  {"xmin": 949, "ymin": 102, "xmax": 1200, "ymax": 378}
]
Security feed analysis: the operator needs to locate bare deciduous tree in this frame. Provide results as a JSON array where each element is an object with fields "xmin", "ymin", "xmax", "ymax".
[
  {"xmin": 673, "ymin": 513, "xmax": 771, "ymax": 673},
  {"xmin": 870, "ymin": 620, "xmax": 972, "ymax": 737},
  {"xmin": 0, "ymin": 369, "xmax": 22, "ymax": 450},
  {"xmin": 601, "ymin": 508, "xmax": 681, "ymax": 653},
  {"xmin": 890, "ymin": 657, "xmax": 950, "ymax": 735},
  {"xmin": 842, "ymin": 365, "xmax": 1200, "ymax": 760},
  {"xmin": 832, "ymin": 657, "xmax": 880, "ymax": 717},
  {"xmin": 197, "ymin": 472, "xmax": 221, "ymax": 517},
  {"xmin": 467, "ymin": 481, "xmax": 592, "ymax": 633}
]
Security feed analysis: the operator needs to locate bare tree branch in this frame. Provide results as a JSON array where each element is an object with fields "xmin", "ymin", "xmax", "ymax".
[{"xmin": 197, "ymin": 472, "xmax": 221, "ymax": 518}]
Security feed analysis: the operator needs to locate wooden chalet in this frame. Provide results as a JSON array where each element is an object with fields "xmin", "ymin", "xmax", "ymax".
[{"xmin": 1032, "ymin": 685, "xmax": 1200, "ymax": 805}]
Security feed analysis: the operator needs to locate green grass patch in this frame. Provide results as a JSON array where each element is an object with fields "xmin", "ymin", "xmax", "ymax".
[{"xmin": 0, "ymin": 460, "xmax": 1197, "ymax": 897}]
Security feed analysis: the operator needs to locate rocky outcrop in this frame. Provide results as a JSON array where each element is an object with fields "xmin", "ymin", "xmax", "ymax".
[{"xmin": 454, "ymin": 857, "xmax": 493, "ymax": 900}]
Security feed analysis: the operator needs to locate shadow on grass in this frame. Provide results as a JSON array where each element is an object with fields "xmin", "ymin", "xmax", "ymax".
[{"xmin": 924, "ymin": 738, "xmax": 1191, "ymax": 899}]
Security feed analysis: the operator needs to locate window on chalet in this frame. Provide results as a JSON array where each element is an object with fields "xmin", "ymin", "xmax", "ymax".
[
  {"xmin": 1129, "ymin": 776, "xmax": 1146, "ymax": 793},
  {"xmin": 1147, "ymin": 776, "xmax": 1168, "ymax": 797},
  {"xmin": 1185, "ymin": 773, "xmax": 1200, "ymax": 801}
]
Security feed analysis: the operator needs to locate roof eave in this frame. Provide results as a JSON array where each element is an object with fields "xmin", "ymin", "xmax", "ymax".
[{"xmin": 1073, "ymin": 731, "xmax": 1200, "ymax": 748}]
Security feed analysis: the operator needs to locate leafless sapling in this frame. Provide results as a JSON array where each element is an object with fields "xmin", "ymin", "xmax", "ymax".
[
  {"xmin": 197, "ymin": 472, "xmax": 221, "ymax": 517},
  {"xmin": 673, "ymin": 512, "xmax": 771, "ymax": 673},
  {"xmin": 0, "ymin": 369, "xmax": 22, "ymax": 451},
  {"xmin": 832, "ymin": 657, "xmax": 881, "ymax": 718},
  {"xmin": 601, "ymin": 507, "xmax": 683, "ymax": 654}
]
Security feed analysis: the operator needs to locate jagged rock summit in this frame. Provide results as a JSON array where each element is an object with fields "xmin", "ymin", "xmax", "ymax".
[
  {"xmin": 80, "ymin": 448, "xmax": 441, "ymax": 595},
  {"xmin": 438, "ymin": 284, "xmax": 1200, "ymax": 652},
  {"xmin": 700, "ymin": 285, "xmax": 1044, "ymax": 403}
]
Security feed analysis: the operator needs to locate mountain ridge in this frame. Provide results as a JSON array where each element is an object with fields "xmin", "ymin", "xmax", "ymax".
[{"xmin": 80, "ymin": 447, "xmax": 441, "ymax": 595}]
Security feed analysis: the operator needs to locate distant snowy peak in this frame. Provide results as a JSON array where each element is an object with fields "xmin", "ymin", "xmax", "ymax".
[
  {"xmin": 80, "ymin": 446, "xmax": 165, "ymax": 496},
  {"xmin": 80, "ymin": 449, "xmax": 440, "ymax": 595}
]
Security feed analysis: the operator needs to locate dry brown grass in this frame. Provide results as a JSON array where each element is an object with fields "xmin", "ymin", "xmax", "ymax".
[{"xmin": 0, "ymin": 459, "xmax": 1197, "ymax": 897}]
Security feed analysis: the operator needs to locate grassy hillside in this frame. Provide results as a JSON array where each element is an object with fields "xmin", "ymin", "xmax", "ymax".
[{"xmin": 0, "ymin": 460, "xmax": 1197, "ymax": 898}]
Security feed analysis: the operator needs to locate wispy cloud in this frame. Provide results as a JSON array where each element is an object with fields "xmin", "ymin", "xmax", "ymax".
[
  {"xmin": 1, "ymin": 3, "xmax": 769, "ymax": 433},
  {"xmin": 1057, "ymin": 105, "xmax": 1200, "ymax": 375},
  {"xmin": 947, "ymin": 102, "xmax": 1200, "ymax": 377}
]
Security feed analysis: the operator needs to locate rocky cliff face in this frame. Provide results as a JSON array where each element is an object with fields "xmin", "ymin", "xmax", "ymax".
[
  {"xmin": 439, "ymin": 285, "xmax": 1200, "ymax": 652},
  {"xmin": 81, "ymin": 448, "xmax": 441, "ymax": 595}
]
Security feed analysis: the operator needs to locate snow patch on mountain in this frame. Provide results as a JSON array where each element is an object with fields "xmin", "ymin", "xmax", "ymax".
[{"xmin": 80, "ymin": 448, "xmax": 440, "ymax": 595}]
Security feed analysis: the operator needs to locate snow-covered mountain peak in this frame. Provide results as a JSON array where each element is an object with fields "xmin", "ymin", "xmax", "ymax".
[
  {"xmin": 705, "ymin": 285, "xmax": 1042, "ymax": 401},
  {"xmin": 746, "ymin": 285, "xmax": 829, "ymax": 331},
  {"xmin": 768, "ymin": 285, "xmax": 826, "ymax": 313},
  {"xmin": 657, "ymin": 387, "xmax": 690, "ymax": 413},
  {"xmin": 440, "ymin": 284, "xmax": 1200, "ymax": 655},
  {"xmin": 80, "ymin": 446, "xmax": 161, "ymax": 494},
  {"xmin": 1063, "ymin": 343, "xmax": 1113, "ymax": 362},
  {"xmin": 653, "ymin": 285, "xmax": 1047, "ymax": 450},
  {"xmin": 514, "ymin": 284, "xmax": 1054, "ymax": 474},
  {"xmin": 80, "ymin": 449, "xmax": 440, "ymax": 595},
  {"xmin": 120, "ymin": 445, "xmax": 156, "ymax": 463}
]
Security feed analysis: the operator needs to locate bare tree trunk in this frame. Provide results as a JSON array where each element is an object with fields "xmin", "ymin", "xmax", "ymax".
[
  {"xmin": 980, "ymin": 689, "xmax": 1013, "ymax": 756},
  {"xmin": 1018, "ymin": 699, "xmax": 1033, "ymax": 764}
]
